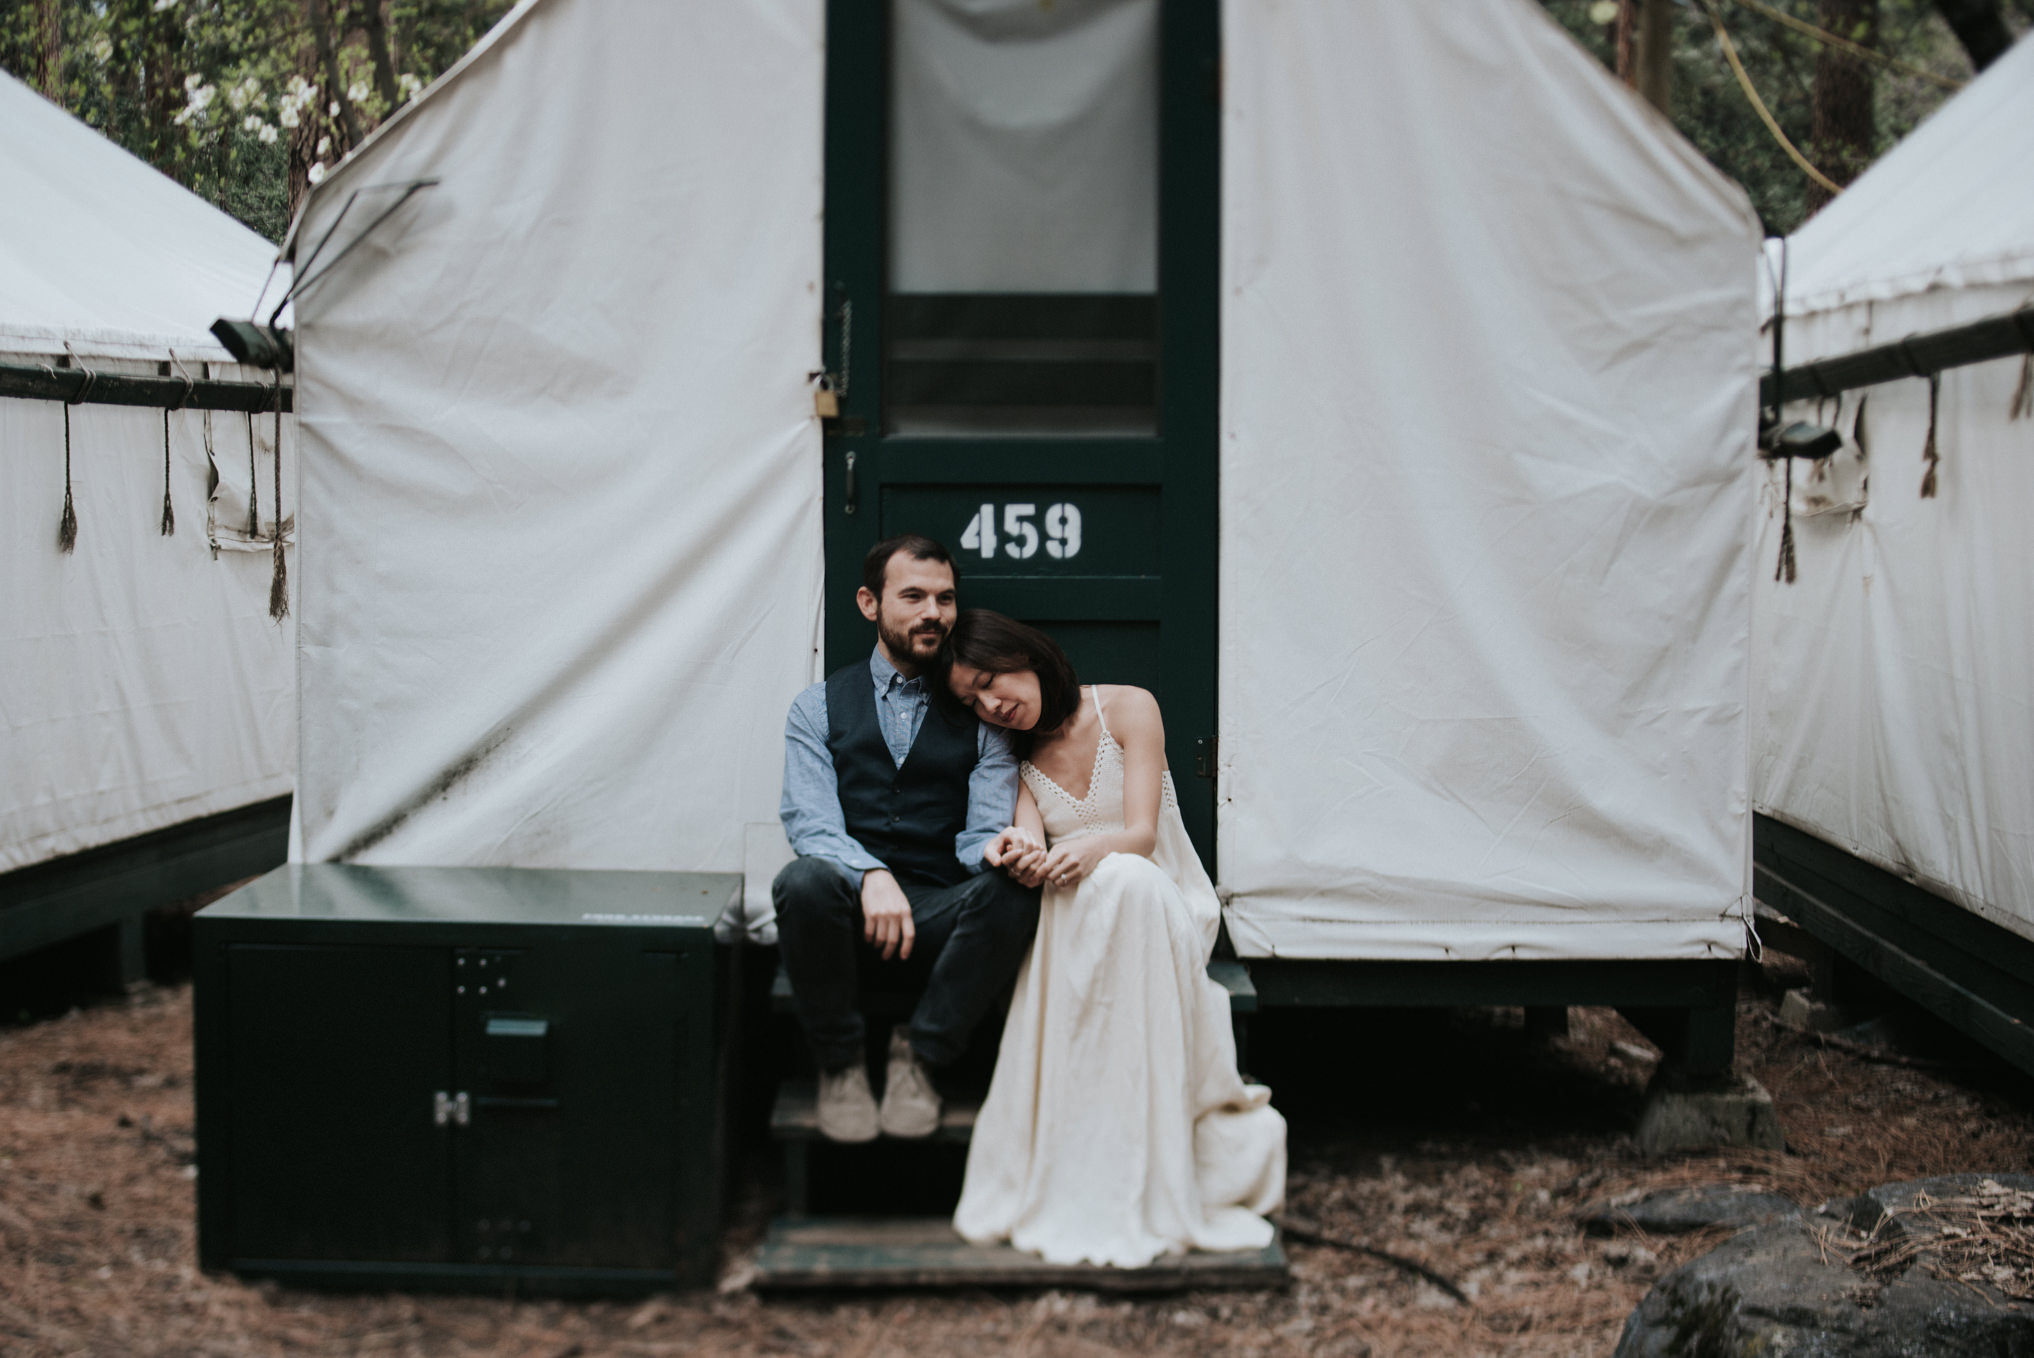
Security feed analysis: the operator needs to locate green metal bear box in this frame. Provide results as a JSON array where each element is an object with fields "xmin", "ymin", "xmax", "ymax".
[{"xmin": 194, "ymin": 863, "xmax": 742, "ymax": 1294}]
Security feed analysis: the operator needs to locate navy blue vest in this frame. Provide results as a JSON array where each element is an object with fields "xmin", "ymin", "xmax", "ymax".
[{"xmin": 825, "ymin": 661, "xmax": 980, "ymax": 888}]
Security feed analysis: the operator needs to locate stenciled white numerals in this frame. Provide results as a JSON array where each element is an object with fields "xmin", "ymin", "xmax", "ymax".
[
  {"xmin": 1044, "ymin": 502, "xmax": 1081, "ymax": 559},
  {"xmin": 958, "ymin": 502, "xmax": 997, "ymax": 559},
  {"xmin": 1003, "ymin": 504, "xmax": 1039, "ymax": 559},
  {"xmin": 959, "ymin": 502, "xmax": 1083, "ymax": 561}
]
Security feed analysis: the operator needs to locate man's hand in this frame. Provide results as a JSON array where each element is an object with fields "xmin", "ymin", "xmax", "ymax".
[
  {"xmin": 860, "ymin": 868, "xmax": 915, "ymax": 960},
  {"xmin": 986, "ymin": 827, "xmax": 1048, "ymax": 888}
]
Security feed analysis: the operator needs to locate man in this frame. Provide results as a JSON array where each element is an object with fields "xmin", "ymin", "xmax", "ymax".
[{"xmin": 775, "ymin": 534, "xmax": 1041, "ymax": 1142}]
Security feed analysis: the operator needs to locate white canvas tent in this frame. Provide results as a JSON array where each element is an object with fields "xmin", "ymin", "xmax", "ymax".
[
  {"xmin": 1753, "ymin": 34, "xmax": 2034, "ymax": 943},
  {"xmin": 1, "ymin": 70, "xmax": 296, "ymax": 877},
  {"xmin": 287, "ymin": 0, "xmax": 1757, "ymax": 965}
]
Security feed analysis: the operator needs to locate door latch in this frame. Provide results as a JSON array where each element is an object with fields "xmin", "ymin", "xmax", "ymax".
[
  {"xmin": 1194, "ymin": 736, "xmax": 1218, "ymax": 778},
  {"xmin": 433, "ymin": 1090, "xmax": 471, "ymax": 1127}
]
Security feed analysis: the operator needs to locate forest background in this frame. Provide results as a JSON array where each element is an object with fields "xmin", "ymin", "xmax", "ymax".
[{"xmin": 0, "ymin": 0, "xmax": 2028, "ymax": 249}]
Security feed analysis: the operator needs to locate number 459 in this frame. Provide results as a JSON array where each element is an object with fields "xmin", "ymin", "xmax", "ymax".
[{"xmin": 959, "ymin": 503, "xmax": 1082, "ymax": 560}]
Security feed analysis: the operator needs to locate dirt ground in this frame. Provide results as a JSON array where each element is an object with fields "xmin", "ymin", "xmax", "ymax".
[{"xmin": 5, "ymin": 954, "xmax": 2033, "ymax": 1358}]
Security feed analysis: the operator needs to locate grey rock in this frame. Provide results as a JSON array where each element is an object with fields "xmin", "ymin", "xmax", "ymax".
[
  {"xmin": 1613, "ymin": 1173, "xmax": 2034, "ymax": 1357},
  {"xmin": 1579, "ymin": 1184, "xmax": 1799, "ymax": 1237},
  {"xmin": 1636, "ymin": 1075, "xmax": 1786, "ymax": 1155}
]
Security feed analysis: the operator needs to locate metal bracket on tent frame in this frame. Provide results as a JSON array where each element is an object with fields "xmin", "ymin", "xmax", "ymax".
[
  {"xmin": 0, "ymin": 361, "xmax": 292, "ymax": 413},
  {"xmin": 1760, "ymin": 306, "xmax": 2034, "ymax": 407}
]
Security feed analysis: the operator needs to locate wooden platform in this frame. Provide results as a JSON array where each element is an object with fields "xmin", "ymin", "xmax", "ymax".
[{"xmin": 751, "ymin": 1216, "xmax": 1288, "ymax": 1291}]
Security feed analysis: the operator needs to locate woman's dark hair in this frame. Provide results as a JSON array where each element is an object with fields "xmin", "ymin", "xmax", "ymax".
[{"xmin": 940, "ymin": 610, "xmax": 1081, "ymax": 751}]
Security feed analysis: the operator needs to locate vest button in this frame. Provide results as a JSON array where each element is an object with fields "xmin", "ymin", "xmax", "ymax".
[{"xmin": 890, "ymin": 781, "xmax": 900, "ymax": 793}]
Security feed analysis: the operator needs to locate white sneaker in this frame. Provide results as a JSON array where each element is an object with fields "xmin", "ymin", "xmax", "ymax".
[
  {"xmin": 878, "ymin": 1025, "xmax": 941, "ymax": 1139},
  {"xmin": 815, "ymin": 1062, "xmax": 879, "ymax": 1143}
]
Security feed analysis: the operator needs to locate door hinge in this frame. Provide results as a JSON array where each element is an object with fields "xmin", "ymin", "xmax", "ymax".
[
  {"xmin": 1194, "ymin": 736, "xmax": 1218, "ymax": 778},
  {"xmin": 433, "ymin": 1090, "xmax": 471, "ymax": 1127}
]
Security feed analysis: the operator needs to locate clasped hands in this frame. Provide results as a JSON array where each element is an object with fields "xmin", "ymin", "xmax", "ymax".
[{"xmin": 984, "ymin": 827, "xmax": 1104, "ymax": 892}]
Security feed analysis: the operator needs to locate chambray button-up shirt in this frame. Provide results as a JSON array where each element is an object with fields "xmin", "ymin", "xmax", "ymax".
[{"xmin": 779, "ymin": 648, "xmax": 1019, "ymax": 886}]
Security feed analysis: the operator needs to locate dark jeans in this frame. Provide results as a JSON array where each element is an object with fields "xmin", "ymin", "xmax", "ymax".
[{"xmin": 773, "ymin": 856, "xmax": 1041, "ymax": 1072}]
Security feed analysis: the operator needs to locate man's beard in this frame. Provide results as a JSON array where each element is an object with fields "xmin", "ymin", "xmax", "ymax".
[{"xmin": 878, "ymin": 610, "xmax": 947, "ymax": 671}]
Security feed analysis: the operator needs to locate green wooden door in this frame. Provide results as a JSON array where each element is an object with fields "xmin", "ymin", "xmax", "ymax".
[{"xmin": 821, "ymin": 0, "xmax": 1220, "ymax": 863}]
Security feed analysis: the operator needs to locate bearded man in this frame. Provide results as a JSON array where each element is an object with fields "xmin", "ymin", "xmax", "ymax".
[{"xmin": 774, "ymin": 534, "xmax": 1041, "ymax": 1142}]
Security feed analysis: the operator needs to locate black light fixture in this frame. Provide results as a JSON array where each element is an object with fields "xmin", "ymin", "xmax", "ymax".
[
  {"xmin": 1763, "ymin": 419, "xmax": 1842, "ymax": 460},
  {"xmin": 210, "ymin": 318, "xmax": 295, "ymax": 372}
]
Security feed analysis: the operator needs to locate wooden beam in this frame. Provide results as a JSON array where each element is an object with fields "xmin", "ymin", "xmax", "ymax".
[
  {"xmin": 0, "ymin": 362, "xmax": 293, "ymax": 413},
  {"xmin": 1762, "ymin": 307, "xmax": 2034, "ymax": 407}
]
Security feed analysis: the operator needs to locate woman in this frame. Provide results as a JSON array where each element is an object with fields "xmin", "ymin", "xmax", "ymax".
[{"xmin": 941, "ymin": 609, "xmax": 1285, "ymax": 1267}]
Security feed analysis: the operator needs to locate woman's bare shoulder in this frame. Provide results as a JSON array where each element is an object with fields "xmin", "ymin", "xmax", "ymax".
[{"xmin": 1097, "ymin": 685, "xmax": 1164, "ymax": 732}]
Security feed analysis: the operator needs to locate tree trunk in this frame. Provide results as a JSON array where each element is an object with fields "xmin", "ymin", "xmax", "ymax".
[
  {"xmin": 34, "ymin": 0, "xmax": 61, "ymax": 105},
  {"xmin": 1635, "ymin": 0, "xmax": 1673, "ymax": 116},
  {"xmin": 306, "ymin": 0, "xmax": 363, "ymax": 150},
  {"xmin": 1808, "ymin": 0, "xmax": 1877, "ymax": 212},
  {"xmin": 1931, "ymin": 0, "xmax": 2013, "ymax": 71},
  {"xmin": 355, "ymin": 1, "xmax": 401, "ymax": 111}
]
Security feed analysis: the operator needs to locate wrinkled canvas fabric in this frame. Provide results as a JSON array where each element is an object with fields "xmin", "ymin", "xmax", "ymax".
[
  {"xmin": 1, "ymin": 70, "xmax": 295, "ymax": 872},
  {"xmin": 1754, "ymin": 39, "xmax": 2034, "ymax": 945},
  {"xmin": 1217, "ymin": 0, "xmax": 1760, "ymax": 960},
  {"xmin": 289, "ymin": 0, "xmax": 823, "ymax": 939}
]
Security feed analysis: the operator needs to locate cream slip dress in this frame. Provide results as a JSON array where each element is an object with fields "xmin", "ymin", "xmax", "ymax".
[{"xmin": 953, "ymin": 688, "xmax": 1286, "ymax": 1267}]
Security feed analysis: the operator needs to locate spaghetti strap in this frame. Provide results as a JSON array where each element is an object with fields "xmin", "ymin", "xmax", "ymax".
[{"xmin": 1090, "ymin": 685, "xmax": 1111, "ymax": 742}]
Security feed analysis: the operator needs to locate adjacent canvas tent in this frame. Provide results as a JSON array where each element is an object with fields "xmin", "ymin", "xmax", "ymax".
[
  {"xmin": 1, "ymin": 70, "xmax": 296, "ymax": 893},
  {"xmin": 287, "ymin": 0, "xmax": 1757, "ymax": 966},
  {"xmin": 1753, "ymin": 35, "xmax": 2034, "ymax": 946}
]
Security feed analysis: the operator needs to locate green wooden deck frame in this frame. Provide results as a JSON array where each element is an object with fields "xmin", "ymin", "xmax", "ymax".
[
  {"xmin": 1755, "ymin": 813, "xmax": 2034, "ymax": 1077},
  {"xmin": 0, "ymin": 794, "xmax": 290, "ymax": 980}
]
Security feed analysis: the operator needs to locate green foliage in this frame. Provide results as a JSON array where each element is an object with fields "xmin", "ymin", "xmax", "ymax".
[
  {"xmin": 1538, "ymin": 0, "xmax": 2019, "ymax": 235},
  {"xmin": 1, "ymin": 1, "xmax": 2023, "ymax": 246},
  {"xmin": 0, "ymin": 0, "xmax": 512, "ymax": 243}
]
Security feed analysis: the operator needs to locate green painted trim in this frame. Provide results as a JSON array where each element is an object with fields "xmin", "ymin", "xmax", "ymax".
[
  {"xmin": 1248, "ymin": 959, "xmax": 1739, "ymax": 1010},
  {"xmin": 879, "ymin": 442, "xmax": 1163, "ymax": 484},
  {"xmin": 0, "ymin": 795, "xmax": 290, "ymax": 965},
  {"xmin": 1154, "ymin": 0, "xmax": 1222, "ymax": 868},
  {"xmin": 1755, "ymin": 813, "xmax": 2034, "ymax": 1076}
]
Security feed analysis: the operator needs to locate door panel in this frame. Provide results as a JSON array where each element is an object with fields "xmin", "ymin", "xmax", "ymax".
[
  {"xmin": 823, "ymin": 0, "xmax": 1219, "ymax": 864},
  {"xmin": 224, "ymin": 944, "xmax": 453, "ymax": 1262},
  {"xmin": 451, "ymin": 943, "xmax": 682, "ymax": 1270}
]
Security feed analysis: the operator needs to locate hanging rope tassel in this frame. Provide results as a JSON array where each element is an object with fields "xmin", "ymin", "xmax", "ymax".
[
  {"xmin": 1919, "ymin": 373, "xmax": 1941, "ymax": 499},
  {"xmin": 58, "ymin": 403, "xmax": 78, "ymax": 553},
  {"xmin": 2012, "ymin": 352, "xmax": 2033, "ymax": 421},
  {"xmin": 268, "ymin": 369, "xmax": 288, "ymax": 620},
  {"xmin": 1775, "ymin": 453, "xmax": 1797, "ymax": 584},
  {"xmin": 244, "ymin": 412, "xmax": 261, "ymax": 540},
  {"xmin": 160, "ymin": 408, "xmax": 177, "ymax": 536},
  {"xmin": 53, "ymin": 351, "xmax": 97, "ymax": 554},
  {"xmin": 161, "ymin": 356, "xmax": 194, "ymax": 537}
]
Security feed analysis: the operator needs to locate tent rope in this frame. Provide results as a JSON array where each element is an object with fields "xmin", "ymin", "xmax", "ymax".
[
  {"xmin": 243, "ymin": 411, "xmax": 260, "ymax": 539},
  {"xmin": 1703, "ymin": 2, "xmax": 1843, "ymax": 196},
  {"xmin": 269, "ymin": 366, "xmax": 288, "ymax": 620},
  {"xmin": 1919, "ymin": 372, "xmax": 1941, "ymax": 498},
  {"xmin": 162, "ymin": 352, "xmax": 196, "ymax": 537},
  {"xmin": 1776, "ymin": 454, "xmax": 1797, "ymax": 583},
  {"xmin": 1725, "ymin": 0, "xmax": 1963, "ymax": 91},
  {"xmin": 52, "ymin": 345, "xmax": 98, "ymax": 553}
]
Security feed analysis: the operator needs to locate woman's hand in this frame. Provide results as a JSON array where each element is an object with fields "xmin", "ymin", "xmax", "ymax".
[
  {"xmin": 986, "ymin": 826, "xmax": 1048, "ymax": 888},
  {"xmin": 1040, "ymin": 837, "xmax": 1113, "ymax": 892}
]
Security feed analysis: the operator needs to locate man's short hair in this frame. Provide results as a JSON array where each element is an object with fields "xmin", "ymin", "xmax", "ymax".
[{"xmin": 863, "ymin": 534, "xmax": 954, "ymax": 597}]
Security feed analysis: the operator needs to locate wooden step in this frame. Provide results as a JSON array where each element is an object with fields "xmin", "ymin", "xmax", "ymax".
[
  {"xmin": 750, "ymin": 1216, "xmax": 1288, "ymax": 1292},
  {"xmin": 772, "ymin": 1079, "xmax": 979, "ymax": 1144}
]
